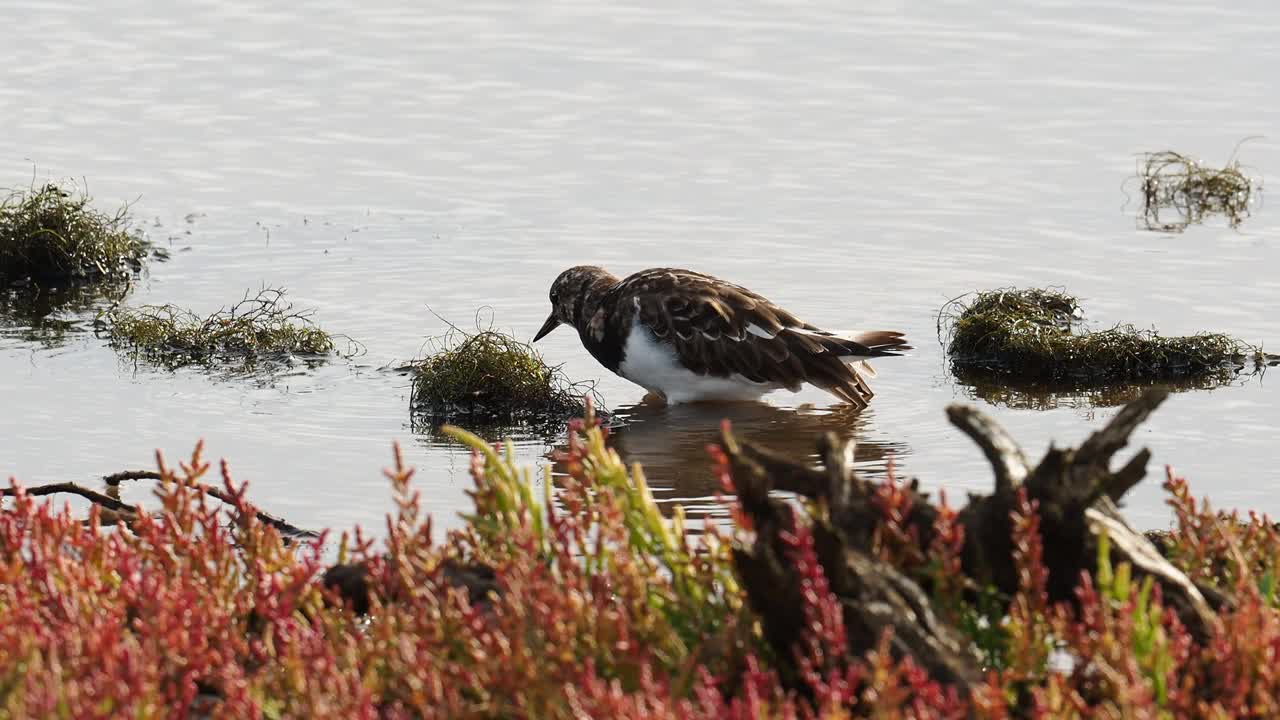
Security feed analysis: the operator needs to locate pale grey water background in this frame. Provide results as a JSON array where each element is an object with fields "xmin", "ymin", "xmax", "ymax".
[{"xmin": 1, "ymin": 0, "xmax": 1277, "ymax": 534}]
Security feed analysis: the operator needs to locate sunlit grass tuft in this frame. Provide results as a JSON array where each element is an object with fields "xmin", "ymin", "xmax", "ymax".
[
  {"xmin": 0, "ymin": 181, "xmax": 146, "ymax": 283},
  {"xmin": 409, "ymin": 324, "xmax": 598, "ymax": 426}
]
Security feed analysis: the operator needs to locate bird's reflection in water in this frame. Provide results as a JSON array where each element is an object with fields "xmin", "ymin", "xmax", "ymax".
[{"xmin": 551, "ymin": 400, "xmax": 911, "ymax": 531}]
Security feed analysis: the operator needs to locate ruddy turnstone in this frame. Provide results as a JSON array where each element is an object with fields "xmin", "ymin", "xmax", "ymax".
[{"xmin": 532, "ymin": 266, "xmax": 910, "ymax": 407}]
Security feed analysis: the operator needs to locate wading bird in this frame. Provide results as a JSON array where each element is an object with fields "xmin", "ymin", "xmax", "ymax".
[{"xmin": 533, "ymin": 266, "xmax": 910, "ymax": 407}]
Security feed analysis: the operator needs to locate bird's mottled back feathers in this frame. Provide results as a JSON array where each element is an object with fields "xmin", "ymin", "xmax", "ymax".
[
  {"xmin": 616, "ymin": 268, "xmax": 805, "ymax": 343},
  {"xmin": 598, "ymin": 268, "xmax": 911, "ymax": 407}
]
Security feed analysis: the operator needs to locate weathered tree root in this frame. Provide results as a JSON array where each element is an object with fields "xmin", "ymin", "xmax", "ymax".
[
  {"xmin": 724, "ymin": 429, "xmax": 983, "ymax": 695},
  {"xmin": 720, "ymin": 387, "xmax": 1223, "ymax": 693}
]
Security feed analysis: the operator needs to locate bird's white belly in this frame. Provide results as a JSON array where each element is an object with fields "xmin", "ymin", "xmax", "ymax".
[{"xmin": 616, "ymin": 320, "xmax": 778, "ymax": 403}]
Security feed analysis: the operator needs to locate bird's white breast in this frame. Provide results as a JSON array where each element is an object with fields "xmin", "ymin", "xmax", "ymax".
[{"xmin": 616, "ymin": 318, "xmax": 778, "ymax": 403}]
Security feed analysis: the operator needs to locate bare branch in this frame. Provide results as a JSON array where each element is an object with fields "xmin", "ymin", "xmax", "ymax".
[
  {"xmin": 1106, "ymin": 448, "xmax": 1151, "ymax": 503},
  {"xmin": 104, "ymin": 472, "xmax": 318, "ymax": 540},
  {"xmin": 1076, "ymin": 388, "xmax": 1168, "ymax": 464},
  {"xmin": 3, "ymin": 482, "xmax": 138, "ymax": 516},
  {"xmin": 1085, "ymin": 507, "xmax": 1216, "ymax": 638},
  {"xmin": 946, "ymin": 404, "xmax": 1031, "ymax": 493}
]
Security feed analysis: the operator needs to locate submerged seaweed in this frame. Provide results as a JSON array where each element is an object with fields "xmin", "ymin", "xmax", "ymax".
[
  {"xmin": 940, "ymin": 288, "xmax": 1256, "ymax": 384},
  {"xmin": 409, "ymin": 325, "xmax": 599, "ymax": 428},
  {"xmin": 0, "ymin": 181, "xmax": 147, "ymax": 283},
  {"xmin": 98, "ymin": 288, "xmax": 353, "ymax": 371}
]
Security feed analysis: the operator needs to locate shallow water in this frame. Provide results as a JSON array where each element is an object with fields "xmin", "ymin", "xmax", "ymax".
[{"xmin": 2, "ymin": 0, "xmax": 1278, "ymax": 535}]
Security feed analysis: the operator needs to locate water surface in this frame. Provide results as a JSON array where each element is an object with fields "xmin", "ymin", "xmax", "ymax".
[{"xmin": 2, "ymin": 0, "xmax": 1278, "ymax": 534}]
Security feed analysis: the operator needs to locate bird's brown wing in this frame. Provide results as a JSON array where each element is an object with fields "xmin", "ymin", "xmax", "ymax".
[{"xmin": 612, "ymin": 268, "xmax": 908, "ymax": 406}]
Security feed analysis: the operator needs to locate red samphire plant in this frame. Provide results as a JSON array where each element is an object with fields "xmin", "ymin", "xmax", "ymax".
[{"xmin": 4, "ymin": 416, "xmax": 1280, "ymax": 718}]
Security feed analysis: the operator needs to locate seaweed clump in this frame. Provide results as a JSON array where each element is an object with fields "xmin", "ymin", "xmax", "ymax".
[
  {"xmin": 1137, "ymin": 150, "xmax": 1257, "ymax": 232},
  {"xmin": 99, "ymin": 288, "xmax": 347, "ymax": 370},
  {"xmin": 942, "ymin": 288, "xmax": 1253, "ymax": 384},
  {"xmin": 410, "ymin": 327, "xmax": 596, "ymax": 427},
  {"xmin": 0, "ymin": 182, "xmax": 147, "ymax": 284}
]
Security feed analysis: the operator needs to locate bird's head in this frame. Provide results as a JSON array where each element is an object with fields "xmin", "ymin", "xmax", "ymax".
[{"xmin": 533, "ymin": 265, "xmax": 615, "ymax": 342}]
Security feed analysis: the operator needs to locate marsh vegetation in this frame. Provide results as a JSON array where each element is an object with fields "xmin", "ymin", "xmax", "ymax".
[{"xmin": 8, "ymin": 395, "xmax": 1280, "ymax": 716}]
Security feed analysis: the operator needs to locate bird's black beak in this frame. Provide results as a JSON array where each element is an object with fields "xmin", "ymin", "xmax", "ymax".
[{"xmin": 532, "ymin": 313, "xmax": 559, "ymax": 342}]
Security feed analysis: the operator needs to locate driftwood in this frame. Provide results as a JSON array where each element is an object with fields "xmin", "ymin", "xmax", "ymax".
[
  {"xmin": 720, "ymin": 387, "xmax": 1224, "ymax": 692},
  {"xmin": 2, "ymin": 481, "xmax": 138, "ymax": 516},
  {"xmin": 725, "ymin": 430, "xmax": 983, "ymax": 694},
  {"xmin": 104, "ymin": 470, "xmax": 318, "ymax": 540},
  {"xmin": 2, "ymin": 470, "xmax": 318, "ymax": 540}
]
